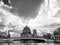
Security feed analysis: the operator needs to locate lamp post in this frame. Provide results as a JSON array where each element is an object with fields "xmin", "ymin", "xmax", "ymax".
[{"xmin": 8, "ymin": 30, "xmax": 10, "ymax": 38}]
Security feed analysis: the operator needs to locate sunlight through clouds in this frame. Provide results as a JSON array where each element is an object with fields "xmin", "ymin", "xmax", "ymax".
[
  {"xmin": 27, "ymin": 0, "xmax": 60, "ymax": 33},
  {"xmin": 0, "ymin": 0, "xmax": 60, "ymax": 34},
  {"xmin": 0, "ymin": 1, "xmax": 26, "ymax": 31}
]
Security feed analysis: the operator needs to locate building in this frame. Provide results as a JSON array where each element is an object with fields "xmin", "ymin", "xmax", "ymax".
[
  {"xmin": 21, "ymin": 25, "xmax": 32, "ymax": 38},
  {"xmin": 33, "ymin": 29, "xmax": 37, "ymax": 38}
]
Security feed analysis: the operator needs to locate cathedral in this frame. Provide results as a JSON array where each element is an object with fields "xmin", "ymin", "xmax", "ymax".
[
  {"xmin": 21, "ymin": 25, "xmax": 32, "ymax": 38},
  {"xmin": 21, "ymin": 25, "xmax": 37, "ymax": 38}
]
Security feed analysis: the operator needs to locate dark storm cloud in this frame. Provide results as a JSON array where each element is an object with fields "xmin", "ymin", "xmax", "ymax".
[{"xmin": 10, "ymin": 0, "xmax": 44, "ymax": 19}]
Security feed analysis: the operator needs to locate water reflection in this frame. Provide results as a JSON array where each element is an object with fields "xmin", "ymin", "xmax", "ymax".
[
  {"xmin": 0, "ymin": 42, "xmax": 60, "ymax": 45},
  {"xmin": 22, "ymin": 43, "xmax": 37, "ymax": 45}
]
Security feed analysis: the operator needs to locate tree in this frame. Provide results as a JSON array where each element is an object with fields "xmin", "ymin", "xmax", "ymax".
[
  {"xmin": 53, "ymin": 27, "xmax": 60, "ymax": 39},
  {"xmin": 53, "ymin": 27, "xmax": 60, "ymax": 35},
  {"xmin": 42, "ymin": 33, "xmax": 51, "ymax": 39}
]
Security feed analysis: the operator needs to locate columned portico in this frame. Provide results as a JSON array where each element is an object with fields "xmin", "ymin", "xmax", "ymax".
[
  {"xmin": 51, "ymin": 35, "xmax": 60, "ymax": 40},
  {"xmin": 55, "ymin": 35, "xmax": 60, "ymax": 40}
]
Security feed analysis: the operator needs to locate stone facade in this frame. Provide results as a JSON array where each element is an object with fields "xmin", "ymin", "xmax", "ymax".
[
  {"xmin": 33, "ymin": 29, "xmax": 37, "ymax": 38},
  {"xmin": 21, "ymin": 26, "xmax": 38, "ymax": 38},
  {"xmin": 21, "ymin": 26, "xmax": 32, "ymax": 38}
]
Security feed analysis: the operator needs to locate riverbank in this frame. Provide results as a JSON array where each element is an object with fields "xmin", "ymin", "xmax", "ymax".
[{"xmin": 0, "ymin": 38, "xmax": 60, "ymax": 43}]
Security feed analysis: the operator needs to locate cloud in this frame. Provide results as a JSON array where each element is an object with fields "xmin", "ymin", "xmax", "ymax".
[
  {"xmin": 0, "ymin": 2, "xmax": 26, "ymax": 30},
  {"xmin": 27, "ymin": 0, "xmax": 60, "ymax": 33},
  {"xmin": 0, "ymin": 0, "xmax": 60, "ymax": 34}
]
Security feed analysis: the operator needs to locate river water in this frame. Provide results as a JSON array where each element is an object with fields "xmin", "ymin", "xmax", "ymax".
[{"xmin": 0, "ymin": 41, "xmax": 60, "ymax": 45}]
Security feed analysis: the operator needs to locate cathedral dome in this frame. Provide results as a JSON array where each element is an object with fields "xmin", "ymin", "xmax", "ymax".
[{"xmin": 22, "ymin": 25, "xmax": 31, "ymax": 34}]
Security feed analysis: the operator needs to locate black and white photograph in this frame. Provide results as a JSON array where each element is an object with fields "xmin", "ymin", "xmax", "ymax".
[{"xmin": 0, "ymin": 0, "xmax": 60, "ymax": 45}]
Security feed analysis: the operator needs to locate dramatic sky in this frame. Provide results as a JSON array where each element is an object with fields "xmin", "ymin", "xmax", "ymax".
[
  {"xmin": 0, "ymin": 0, "xmax": 60, "ymax": 34},
  {"xmin": 10, "ymin": 0, "xmax": 44, "ymax": 19}
]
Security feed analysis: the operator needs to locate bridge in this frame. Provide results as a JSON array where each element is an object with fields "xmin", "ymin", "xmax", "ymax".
[
  {"xmin": 0, "ymin": 37, "xmax": 48, "ymax": 43},
  {"xmin": 12, "ymin": 37, "xmax": 47, "ymax": 41}
]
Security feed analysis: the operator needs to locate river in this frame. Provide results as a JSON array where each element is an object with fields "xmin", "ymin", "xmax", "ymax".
[{"xmin": 0, "ymin": 41, "xmax": 60, "ymax": 45}]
